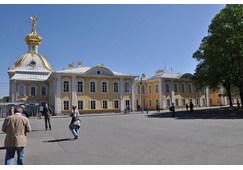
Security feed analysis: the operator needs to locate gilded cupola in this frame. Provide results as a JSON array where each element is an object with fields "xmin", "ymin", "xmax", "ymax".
[{"xmin": 25, "ymin": 15, "xmax": 42, "ymax": 53}]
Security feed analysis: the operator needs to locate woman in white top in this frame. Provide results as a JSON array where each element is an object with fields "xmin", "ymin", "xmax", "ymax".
[{"xmin": 69, "ymin": 105, "xmax": 81, "ymax": 140}]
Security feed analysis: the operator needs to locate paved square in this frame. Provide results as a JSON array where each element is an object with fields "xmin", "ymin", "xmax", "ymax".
[{"xmin": 1, "ymin": 109, "xmax": 243, "ymax": 165}]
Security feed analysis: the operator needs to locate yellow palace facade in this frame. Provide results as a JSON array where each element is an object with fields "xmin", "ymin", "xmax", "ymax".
[
  {"xmin": 8, "ymin": 15, "xmax": 137, "ymax": 114},
  {"xmin": 135, "ymin": 70, "xmax": 210, "ymax": 110}
]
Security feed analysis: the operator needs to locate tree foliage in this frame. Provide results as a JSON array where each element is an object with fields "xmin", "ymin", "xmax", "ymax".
[{"xmin": 193, "ymin": 4, "xmax": 243, "ymax": 107}]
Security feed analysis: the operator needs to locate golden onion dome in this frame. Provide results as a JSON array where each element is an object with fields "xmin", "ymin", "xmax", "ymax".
[{"xmin": 25, "ymin": 15, "xmax": 42, "ymax": 46}]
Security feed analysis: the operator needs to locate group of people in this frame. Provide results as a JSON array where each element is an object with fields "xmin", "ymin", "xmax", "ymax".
[{"xmin": 2, "ymin": 103, "xmax": 81, "ymax": 165}]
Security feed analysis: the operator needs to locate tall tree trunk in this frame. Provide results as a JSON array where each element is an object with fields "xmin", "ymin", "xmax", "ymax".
[
  {"xmin": 238, "ymin": 82, "xmax": 243, "ymax": 109},
  {"xmin": 224, "ymin": 80, "xmax": 233, "ymax": 107}
]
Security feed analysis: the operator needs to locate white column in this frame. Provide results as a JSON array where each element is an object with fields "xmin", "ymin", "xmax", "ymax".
[
  {"xmin": 170, "ymin": 80, "xmax": 175, "ymax": 104},
  {"xmin": 160, "ymin": 78, "xmax": 166, "ymax": 109},
  {"xmin": 10, "ymin": 80, "xmax": 17, "ymax": 102},
  {"xmin": 72, "ymin": 75, "xmax": 77, "ymax": 106},
  {"xmin": 205, "ymin": 86, "xmax": 210, "ymax": 107},
  {"xmin": 55, "ymin": 74, "xmax": 61, "ymax": 114},
  {"xmin": 120, "ymin": 78, "xmax": 124, "ymax": 112},
  {"xmin": 131, "ymin": 78, "xmax": 136, "ymax": 112}
]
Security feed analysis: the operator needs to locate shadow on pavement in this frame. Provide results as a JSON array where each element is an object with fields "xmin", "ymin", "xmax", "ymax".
[
  {"xmin": 147, "ymin": 107, "xmax": 243, "ymax": 120},
  {"xmin": 0, "ymin": 147, "xmax": 6, "ymax": 150},
  {"xmin": 43, "ymin": 138, "xmax": 73, "ymax": 143}
]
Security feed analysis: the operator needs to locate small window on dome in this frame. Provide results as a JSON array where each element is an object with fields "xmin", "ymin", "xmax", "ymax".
[
  {"xmin": 97, "ymin": 71, "xmax": 101, "ymax": 75},
  {"xmin": 30, "ymin": 60, "xmax": 36, "ymax": 67}
]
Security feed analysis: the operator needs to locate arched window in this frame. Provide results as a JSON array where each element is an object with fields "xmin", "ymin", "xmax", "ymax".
[
  {"xmin": 29, "ymin": 84, "xmax": 37, "ymax": 96},
  {"xmin": 113, "ymin": 80, "xmax": 119, "ymax": 93},
  {"xmin": 40, "ymin": 84, "xmax": 48, "ymax": 96},
  {"xmin": 124, "ymin": 80, "xmax": 130, "ymax": 93},
  {"xmin": 101, "ymin": 79, "xmax": 108, "ymax": 93}
]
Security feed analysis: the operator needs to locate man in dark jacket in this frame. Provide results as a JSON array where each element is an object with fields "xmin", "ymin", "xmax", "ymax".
[{"xmin": 42, "ymin": 103, "xmax": 53, "ymax": 130}]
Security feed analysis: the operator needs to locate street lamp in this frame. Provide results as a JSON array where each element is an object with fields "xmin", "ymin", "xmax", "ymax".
[{"xmin": 140, "ymin": 74, "xmax": 146, "ymax": 113}]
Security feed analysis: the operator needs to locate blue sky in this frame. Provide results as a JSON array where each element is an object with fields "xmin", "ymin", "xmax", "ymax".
[{"xmin": 0, "ymin": 4, "xmax": 226, "ymax": 98}]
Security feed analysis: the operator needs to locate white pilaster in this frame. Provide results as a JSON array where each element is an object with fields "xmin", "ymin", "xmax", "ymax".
[
  {"xmin": 205, "ymin": 86, "xmax": 209, "ymax": 107},
  {"xmin": 120, "ymin": 78, "xmax": 124, "ymax": 112},
  {"xmin": 160, "ymin": 78, "xmax": 166, "ymax": 109},
  {"xmin": 171, "ymin": 80, "xmax": 175, "ymax": 104},
  {"xmin": 131, "ymin": 78, "xmax": 136, "ymax": 112},
  {"xmin": 55, "ymin": 74, "xmax": 61, "ymax": 114},
  {"xmin": 72, "ymin": 75, "xmax": 77, "ymax": 106}
]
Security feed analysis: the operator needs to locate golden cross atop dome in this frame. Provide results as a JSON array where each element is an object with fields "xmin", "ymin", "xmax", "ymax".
[{"xmin": 30, "ymin": 15, "xmax": 38, "ymax": 34}]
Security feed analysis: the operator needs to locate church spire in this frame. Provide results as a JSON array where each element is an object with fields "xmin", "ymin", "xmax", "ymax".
[{"xmin": 25, "ymin": 15, "xmax": 42, "ymax": 53}]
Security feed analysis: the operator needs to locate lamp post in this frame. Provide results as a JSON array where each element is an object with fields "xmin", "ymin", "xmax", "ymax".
[{"xmin": 140, "ymin": 74, "xmax": 145, "ymax": 113}]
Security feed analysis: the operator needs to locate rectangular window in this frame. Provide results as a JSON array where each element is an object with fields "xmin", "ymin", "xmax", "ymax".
[
  {"xmin": 113, "ymin": 82, "xmax": 119, "ymax": 93},
  {"xmin": 19, "ymin": 85, "xmax": 25, "ymax": 96},
  {"xmin": 31, "ymin": 86, "xmax": 36, "ymax": 96},
  {"xmin": 77, "ymin": 81, "xmax": 83, "ymax": 93},
  {"xmin": 91, "ymin": 100, "xmax": 96, "ymax": 109},
  {"xmin": 102, "ymin": 82, "xmax": 108, "ymax": 93},
  {"xmin": 125, "ymin": 82, "xmax": 130, "ymax": 93},
  {"xmin": 114, "ymin": 100, "xmax": 119, "ymax": 109},
  {"xmin": 78, "ymin": 100, "xmax": 83, "ymax": 110},
  {"xmin": 182, "ymin": 99, "xmax": 186, "ymax": 105},
  {"xmin": 166, "ymin": 84, "xmax": 170, "ymax": 93},
  {"xmin": 182, "ymin": 84, "xmax": 185, "ymax": 93},
  {"xmin": 155, "ymin": 84, "xmax": 159, "ymax": 93},
  {"xmin": 167, "ymin": 99, "xmax": 171, "ymax": 107},
  {"xmin": 90, "ymin": 82, "xmax": 96, "ymax": 93},
  {"xmin": 174, "ymin": 84, "xmax": 178, "ymax": 93},
  {"xmin": 63, "ymin": 81, "xmax": 69, "ymax": 92},
  {"xmin": 102, "ymin": 100, "xmax": 108, "ymax": 109},
  {"xmin": 137, "ymin": 85, "xmax": 140, "ymax": 94},
  {"xmin": 189, "ymin": 84, "xmax": 192, "ymax": 93},
  {"xmin": 175, "ymin": 99, "xmax": 179, "ymax": 106},
  {"xmin": 41, "ymin": 86, "xmax": 47, "ymax": 96},
  {"xmin": 64, "ymin": 101, "xmax": 69, "ymax": 110},
  {"xmin": 148, "ymin": 85, "xmax": 152, "ymax": 94},
  {"xmin": 149, "ymin": 100, "xmax": 152, "ymax": 107}
]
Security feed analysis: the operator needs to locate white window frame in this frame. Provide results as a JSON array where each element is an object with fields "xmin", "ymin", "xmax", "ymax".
[
  {"xmin": 148, "ymin": 85, "xmax": 152, "ymax": 94},
  {"xmin": 18, "ymin": 84, "xmax": 26, "ymax": 97},
  {"xmin": 29, "ymin": 84, "xmax": 37, "ymax": 96},
  {"xmin": 101, "ymin": 79, "xmax": 108, "ymax": 93},
  {"xmin": 62, "ymin": 78, "xmax": 70, "ymax": 93},
  {"xmin": 113, "ymin": 99, "xmax": 119, "ymax": 109},
  {"xmin": 63, "ymin": 100, "xmax": 70, "ymax": 110},
  {"xmin": 78, "ymin": 100, "xmax": 84, "ymax": 110},
  {"xmin": 166, "ymin": 84, "xmax": 170, "ymax": 93},
  {"xmin": 89, "ymin": 79, "xmax": 97, "ymax": 93},
  {"xmin": 188, "ymin": 84, "xmax": 193, "ymax": 93},
  {"xmin": 155, "ymin": 84, "xmax": 159, "ymax": 93},
  {"xmin": 182, "ymin": 84, "xmax": 186, "ymax": 93},
  {"xmin": 102, "ymin": 99, "xmax": 108, "ymax": 109},
  {"xmin": 174, "ymin": 83, "xmax": 178, "ymax": 93},
  {"xmin": 90, "ymin": 100, "xmax": 96, "ymax": 109},
  {"xmin": 124, "ymin": 80, "xmax": 130, "ymax": 94},
  {"xmin": 40, "ymin": 84, "xmax": 48, "ymax": 96},
  {"xmin": 113, "ymin": 80, "xmax": 119, "ymax": 93},
  {"xmin": 77, "ymin": 78, "xmax": 85, "ymax": 93}
]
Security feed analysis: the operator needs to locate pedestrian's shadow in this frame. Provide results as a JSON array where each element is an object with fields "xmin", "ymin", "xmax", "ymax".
[
  {"xmin": 147, "ymin": 107, "xmax": 243, "ymax": 120},
  {"xmin": 43, "ymin": 138, "xmax": 73, "ymax": 143}
]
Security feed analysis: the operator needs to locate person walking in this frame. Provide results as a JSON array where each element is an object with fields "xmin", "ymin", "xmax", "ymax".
[
  {"xmin": 190, "ymin": 102, "xmax": 194, "ymax": 112},
  {"xmin": 20, "ymin": 105, "xmax": 29, "ymax": 118},
  {"xmin": 186, "ymin": 103, "xmax": 189, "ymax": 112},
  {"xmin": 42, "ymin": 103, "xmax": 53, "ymax": 130},
  {"xmin": 171, "ymin": 103, "xmax": 175, "ymax": 117},
  {"xmin": 69, "ymin": 105, "xmax": 81, "ymax": 140},
  {"xmin": 146, "ymin": 105, "xmax": 149, "ymax": 114},
  {"xmin": 2, "ymin": 105, "xmax": 31, "ymax": 165}
]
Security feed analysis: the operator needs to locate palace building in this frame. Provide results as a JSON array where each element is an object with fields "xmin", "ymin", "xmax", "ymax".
[
  {"xmin": 8, "ymin": 15, "xmax": 137, "ymax": 115},
  {"xmin": 135, "ymin": 70, "xmax": 210, "ymax": 111}
]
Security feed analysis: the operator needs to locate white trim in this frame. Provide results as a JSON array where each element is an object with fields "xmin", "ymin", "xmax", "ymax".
[{"xmin": 155, "ymin": 83, "xmax": 159, "ymax": 94}]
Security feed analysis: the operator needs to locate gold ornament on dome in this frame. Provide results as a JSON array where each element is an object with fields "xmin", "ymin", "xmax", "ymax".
[{"xmin": 25, "ymin": 15, "xmax": 42, "ymax": 46}]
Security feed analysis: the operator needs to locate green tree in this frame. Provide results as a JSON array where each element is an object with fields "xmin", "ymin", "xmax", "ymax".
[{"xmin": 193, "ymin": 4, "xmax": 243, "ymax": 107}]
